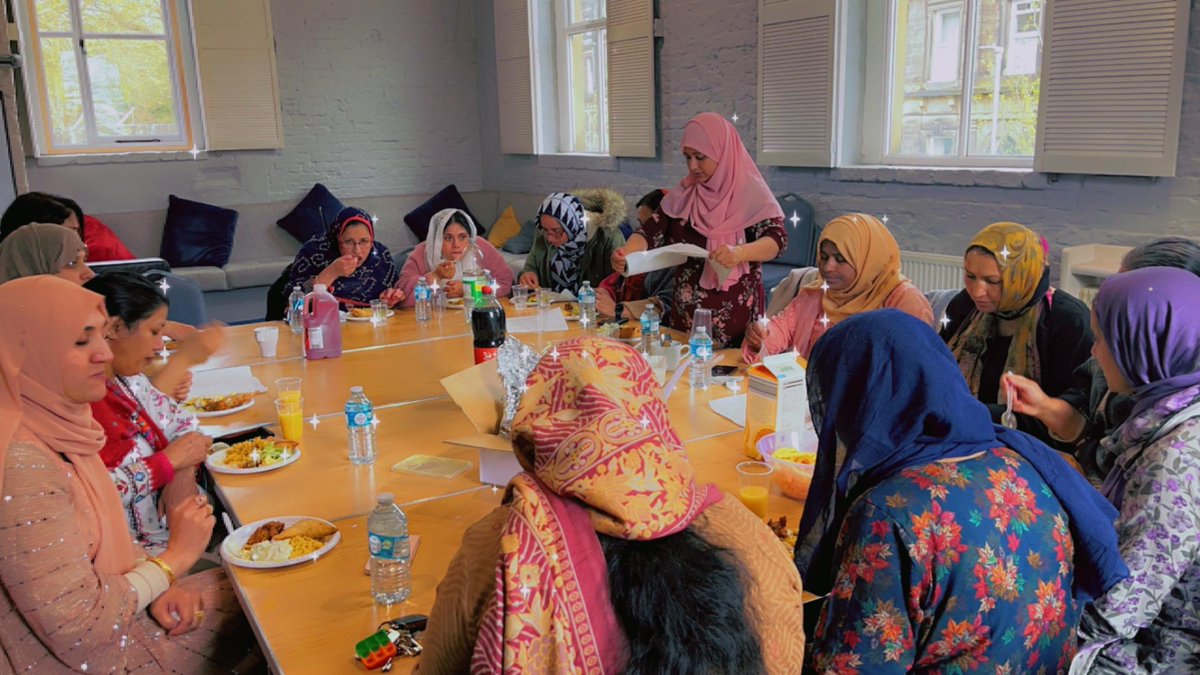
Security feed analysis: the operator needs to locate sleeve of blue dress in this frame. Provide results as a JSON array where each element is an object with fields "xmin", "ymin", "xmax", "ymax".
[{"xmin": 810, "ymin": 499, "xmax": 917, "ymax": 674}]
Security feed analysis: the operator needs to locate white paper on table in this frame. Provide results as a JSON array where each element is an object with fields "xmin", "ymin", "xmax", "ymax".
[
  {"xmin": 189, "ymin": 366, "xmax": 268, "ymax": 398},
  {"xmin": 624, "ymin": 243, "xmax": 733, "ymax": 287},
  {"xmin": 507, "ymin": 310, "xmax": 569, "ymax": 334},
  {"xmin": 709, "ymin": 394, "xmax": 746, "ymax": 427}
]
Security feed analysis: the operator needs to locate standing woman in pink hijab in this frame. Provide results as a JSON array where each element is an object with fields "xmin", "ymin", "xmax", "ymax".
[{"xmin": 612, "ymin": 112, "xmax": 786, "ymax": 346}]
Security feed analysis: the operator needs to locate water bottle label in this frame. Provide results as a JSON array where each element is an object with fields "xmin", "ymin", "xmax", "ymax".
[
  {"xmin": 346, "ymin": 408, "xmax": 374, "ymax": 428},
  {"xmin": 690, "ymin": 340, "xmax": 711, "ymax": 360},
  {"xmin": 368, "ymin": 533, "xmax": 410, "ymax": 562},
  {"xmin": 416, "ymin": 286, "xmax": 429, "ymax": 301},
  {"xmin": 641, "ymin": 318, "xmax": 660, "ymax": 333}
]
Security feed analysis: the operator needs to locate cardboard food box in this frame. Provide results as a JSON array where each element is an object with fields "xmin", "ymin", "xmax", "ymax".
[
  {"xmin": 743, "ymin": 353, "xmax": 809, "ymax": 459},
  {"xmin": 440, "ymin": 358, "xmax": 524, "ymax": 486}
]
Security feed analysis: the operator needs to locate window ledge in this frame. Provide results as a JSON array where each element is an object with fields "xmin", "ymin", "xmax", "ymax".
[
  {"xmin": 831, "ymin": 165, "xmax": 1049, "ymax": 189},
  {"xmin": 33, "ymin": 150, "xmax": 216, "ymax": 167},
  {"xmin": 529, "ymin": 152, "xmax": 618, "ymax": 171}
]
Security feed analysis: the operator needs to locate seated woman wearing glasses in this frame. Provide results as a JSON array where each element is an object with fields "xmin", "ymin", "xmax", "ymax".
[
  {"xmin": 288, "ymin": 206, "xmax": 405, "ymax": 308},
  {"xmin": 517, "ymin": 192, "xmax": 626, "ymax": 293}
]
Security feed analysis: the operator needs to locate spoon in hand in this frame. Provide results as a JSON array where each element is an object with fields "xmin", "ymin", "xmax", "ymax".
[{"xmin": 1001, "ymin": 371, "xmax": 1018, "ymax": 429}]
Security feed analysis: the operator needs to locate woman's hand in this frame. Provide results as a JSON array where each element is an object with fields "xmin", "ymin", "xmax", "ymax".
[
  {"xmin": 710, "ymin": 245, "xmax": 742, "ymax": 269},
  {"xmin": 176, "ymin": 324, "xmax": 226, "ymax": 366},
  {"xmin": 744, "ymin": 320, "xmax": 766, "ymax": 352},
  {"xmin": 518, "ymin": 272, "xmax": 540, "ymax": 289},
  {"xmin": 434, "ymin": 261, "xmax": 457, "ymax": 280},
  {"xmin": 171, "ymin": 371, "xmax": 193, "ymax": 402},
  {"xmin": 611, "ymin": 248, "xmax": 628, "ymax": 275},
  {"xmin": 161, "ymin": 494, "xmax": 215, "ymax": 575},
  {"xmin": 150, "ymin": 586, "xmax": 205, "ymax": 637},
  {"xmin": 321, "ymin": 254, "xmax": 360, "ymax": 284},
  {"xmin": 1002, "ymin": 372, "xmax": 1050, "ymax": 417},
  {"xmin": 444, "ymin": 280, "xmax": 464, "ymax": 298},
  {"xmin": 163, "ymin": 431, "xmax": 211, "ymax": 471},
  {"xmin": 379, "ymin": 287, "xmax": 406, "ymax": 308},
  {"xmin": 161, "ymin": 321, "xmax": 197, "ymax": 342},
  {"xmin": 595, "ymin": 288, "xmax": 617, "ymax": 319}
]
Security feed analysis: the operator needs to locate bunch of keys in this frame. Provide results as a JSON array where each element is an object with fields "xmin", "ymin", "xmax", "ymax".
[{"xmin": 354, "ymin": 614, "xmax": 427, "ymax": 671}]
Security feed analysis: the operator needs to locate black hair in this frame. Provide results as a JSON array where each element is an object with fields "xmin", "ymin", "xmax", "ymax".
[
  {"xmin": 84, "ymin": 272, "xmax": 169, "ymax": 329},
  {"xmin": 1122, "ymin": 237, "xmax": 1200, "ymax": 277},
  {"xmin": 965, "ymin": 244, "xmax": 996, "ymax": 261},
  {"xmin": 599, "ymin": 528, "xmax": 765, "ymax": 675},
  {"xmin": 0, "ymin": 192, "xmax": 73, "ymax": 242},
  {"xmin": 635, "ymin": 189, "xmax": 666, "ymax": 213},
  {"xmin": 54, "ymin": 194, "xmax": 86, "ymax": 239},
  {"xmin": 446, "ymin": 211, "xmax": 473, "ymax": 232}
]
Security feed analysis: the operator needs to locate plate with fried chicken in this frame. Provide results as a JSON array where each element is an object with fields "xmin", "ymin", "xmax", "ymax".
[{"xmin": 221, "ymin": 516, "xmax": 341, "ymax": 569}]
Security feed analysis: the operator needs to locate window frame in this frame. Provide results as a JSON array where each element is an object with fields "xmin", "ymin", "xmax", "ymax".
[
  {"xmin": 1004, "ymin": 0, "xmax": 1043, "ymax": 76},
  {"xmin": 553, "ymin": 0, "xmax": 608, "ymax": 155},
  {"xmin": 16, "ymin": 0, "xmax": 196, "ymax": 156},
  {"xmin": 926, "ymin": 1, "xmax": 964, "ymax": 85},
  {"xmin": 872, "ymin": 0, "xmax": 1040, "ymax": 169}
]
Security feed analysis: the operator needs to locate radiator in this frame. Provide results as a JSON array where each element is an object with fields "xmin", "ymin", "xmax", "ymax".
[{"xmin": 899, "ymin": 251, "xmax": 963, "ymax": 292}]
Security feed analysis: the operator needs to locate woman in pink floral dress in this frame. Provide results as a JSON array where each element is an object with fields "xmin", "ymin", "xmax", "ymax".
[{"xmin": 612, "ymin": 113, "xmax": 786, "ymax": 346}]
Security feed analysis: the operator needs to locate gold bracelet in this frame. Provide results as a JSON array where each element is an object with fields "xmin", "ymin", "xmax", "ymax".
[{"xmin": 146, "ymin": 556, "xmax": 176, "ymax": 585}]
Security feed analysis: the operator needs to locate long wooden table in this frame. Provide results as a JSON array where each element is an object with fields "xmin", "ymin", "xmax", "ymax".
[{"xmin": 203, "ymin": 306, "xmax": 807, "ymax": 674}]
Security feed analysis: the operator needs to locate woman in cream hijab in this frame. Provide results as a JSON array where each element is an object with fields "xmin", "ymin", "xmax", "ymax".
[
  {"xmin": 394, "ymin": 208, "xmax": 513, "ymax": 305},
  {"xmin": 743, "ymin": 213, "xmax": 933, "ymax": 361},
  {"xmin": 0, "ymin": 222, "xmax": 94, "ymax": 285}
]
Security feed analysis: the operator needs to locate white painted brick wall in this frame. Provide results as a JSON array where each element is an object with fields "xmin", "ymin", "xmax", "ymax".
[
  {"xmin": 474, "ymin": 0, "xmax": 1200, "ymax": 266},
  {"xmin": 25, "ymin": 0, "xmax": 484, "ymax": 214}
]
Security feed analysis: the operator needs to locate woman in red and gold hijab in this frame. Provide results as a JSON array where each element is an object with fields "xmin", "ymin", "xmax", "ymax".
[{"xmin": 418, "ymin": 337, "xmax": 805, "ymax": 674}]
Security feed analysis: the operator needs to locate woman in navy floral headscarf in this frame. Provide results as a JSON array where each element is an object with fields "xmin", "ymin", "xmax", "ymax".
[{"xmin": 287, "ymin": 206, "xmax": 404, "ymax": 307}]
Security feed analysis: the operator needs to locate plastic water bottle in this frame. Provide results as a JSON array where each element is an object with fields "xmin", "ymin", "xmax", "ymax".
[
  {"xmin": 287, "ymin": 285, "xmax": 305, "ymax": 335},
  {"xmin": 640, "ymin": 303, "xmax": 661, "ymax": 353},
  {"xmin": 345, "ymin": 386, "xmax": 376, "ymax": 464},
  {"xmin": 579, "ymin": 281, "xmax": 596, "ymax": 327},
  {"xmin": 689, "ymin": 326, "xmax": 713, "ymax": 390},
  {"xmin": 414, "ymin": 277, "xmax": 432, "ymax": 322},
  {"xmin": 368, "ymin": 493, "xmax": 411, "ymax": 604}
]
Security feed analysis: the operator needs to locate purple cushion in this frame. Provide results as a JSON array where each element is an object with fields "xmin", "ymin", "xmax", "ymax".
[
  {"xmin": 159, "ymin": 195, "xmax": 238, "ymax": 268},
  {"xmin": 402, "ymin": 184, "xmax": 481, "ymax": 240}
]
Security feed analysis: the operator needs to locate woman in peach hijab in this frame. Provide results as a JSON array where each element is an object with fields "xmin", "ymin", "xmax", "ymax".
[
  {"xmin": 743, "ymin": 213, "xmax": 933, "ymax": 361},
  {"xmin": 0, "ymin": 276, "xmax": 252, "ymax": 673}
]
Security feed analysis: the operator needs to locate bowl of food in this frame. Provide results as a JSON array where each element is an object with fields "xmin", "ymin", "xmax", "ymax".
[{"xmin": 757, "ymin": 430, "xmax": 818, "ymax": 501}]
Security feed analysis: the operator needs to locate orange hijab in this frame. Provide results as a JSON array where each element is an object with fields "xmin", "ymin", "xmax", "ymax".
[
  {"xmin": 807, "ymin": 213, "xmax": 903, "ymax": 325},
  {"xmin": 0, "ymin": 276, "xmax": 135, "ymax": 574}
]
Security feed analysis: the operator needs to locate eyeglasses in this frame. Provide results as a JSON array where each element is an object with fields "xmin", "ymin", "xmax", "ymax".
[
  {"xmin": 537, "ymin": 224, "xmax": 565, "ymax": 238},
  {"xmin": 339, "ymin": 238, "xmax": 373, "ymax": 250}
]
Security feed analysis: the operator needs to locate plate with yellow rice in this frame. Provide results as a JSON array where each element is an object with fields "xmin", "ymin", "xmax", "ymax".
[
  {"xmin": 221, "ymin": 516, "xmax": 340, "ymax": 569},
  {"xmin": 206, "ymin": 438, "xmax": 301, "ymax": 475}
]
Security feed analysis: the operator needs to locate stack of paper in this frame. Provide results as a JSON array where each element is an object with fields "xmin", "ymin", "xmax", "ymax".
[{"xmin": 623, "ymin": 243, "xmax": 732, "ymax": 286}]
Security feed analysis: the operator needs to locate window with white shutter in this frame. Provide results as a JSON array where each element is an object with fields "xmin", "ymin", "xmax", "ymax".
[
  {"xmin": 495, "ymin": 0, "xmax": 536, "ymax": 155},
  {"xmin": 757, "ymin": 0, "xmax": 836, "ymax": 168},
  {"xmin": 606, "ymin": 0, "xmax": 655, "ymax": 157},
  {"xmin": 1034, "ymin": 0, "xmax": 1190, "ymax": 177}
]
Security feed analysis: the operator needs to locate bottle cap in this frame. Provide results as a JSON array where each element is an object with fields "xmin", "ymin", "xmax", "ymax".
[
  {"xmin": 376, "ymin": 492, "xmax": 395, "ymax": 505},
  {"xmin": 481, "ymin": 286, "xmax": 494, "ymax": 295},
  {"xmin": 351, "ymin": 386, "xmax": 364, "ymax": 394},
  {"xmin": 314, "ymin": 284, "xmax": 328, "ymax": 293}
]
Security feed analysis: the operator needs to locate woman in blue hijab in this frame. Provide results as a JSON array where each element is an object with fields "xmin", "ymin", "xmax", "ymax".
[
  {"xmin": 797, "ymin": 310, "xmax": 1127, "ymax": 673},
  {"xmin": 287, "ymin": 206, "xmax": 404, "ymax": 308}
]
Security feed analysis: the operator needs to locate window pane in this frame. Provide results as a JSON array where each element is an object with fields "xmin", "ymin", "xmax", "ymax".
[
  {"xmin": 80, "ymin": 0, "xmax": 166, "ymax": 35},
  {"xmin": 85, "ymin": 39, "xmax": 179, "ymax": 138},
  {"xmin": 34, "ymin": 0, "xmax": 73, "ymax": 33},
  {"xmin": 889, "ymin": 1, "xmax": 965, "ymax": 157},
  {"xmin": 569, "ymin": 0, "xmax": 605, "ymax": 24},
  {"xmin": 566, "ymin": 29, "xmax": 607, "ymax": 153},
  {"xmin": 968, "ymin": 0, "xmax": 1042, "ymax": 157},
  {"xmin": 40, "ymin": 37, "xmax": 87, "ymax": 146}
]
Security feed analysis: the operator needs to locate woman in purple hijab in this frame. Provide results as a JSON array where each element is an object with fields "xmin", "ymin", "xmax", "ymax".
[{"xmin": 1073, "ymin": 266, "xmax": 1200, "ymax": 674}]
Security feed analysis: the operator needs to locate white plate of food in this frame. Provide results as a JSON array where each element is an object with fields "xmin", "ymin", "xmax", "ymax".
[
  {"xmin": 221, "ymin": 516, "xmax": 340, "ymax": 569},
  {"xmin": 347, "ymin": 310, "xmax": 395, "ymax": 322},
  {"xmin": 206, "ymin": 437, "xmax": 301, "ymax": 475},
  {"xmin": 445, "ymin": 297, "xmax": 464, "ymax": 308},
  {"xmin": 182, "ymin": 393, "xmax": 256, "ymax": 418},
  {"xmin": 561, "ymin": 303, "xmax": 581, "ymax": 321}
]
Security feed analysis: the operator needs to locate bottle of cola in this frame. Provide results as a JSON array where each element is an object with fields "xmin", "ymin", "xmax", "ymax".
[{"xmin": 471, "ymin": 285, "xmax": 506, "ymax": 364}]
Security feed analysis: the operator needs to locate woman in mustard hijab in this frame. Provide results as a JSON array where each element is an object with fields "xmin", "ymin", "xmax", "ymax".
[
  {"xmin": 941, "ymin": 222, "xmax": 1093, "ymax": 449},
  {"xmin": 743, "ymin": 213, "xmax": 933, "ymax": 361}
]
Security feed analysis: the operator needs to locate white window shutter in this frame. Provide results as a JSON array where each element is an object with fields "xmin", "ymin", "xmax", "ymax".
[
  {"xmin": 494, "ymin": 0, "xmax": 535, "ymax": 155},
  {"xmin": 606, "ymin": 0, "xmax": 655, "ymax": 157},
  {"xmin": 757, "ymin": 0, "xmax": 836, "ymax": 167},
  {"xmin": 191, "ymin": 0, "xmax": 284, "ymax": 150},
  {"xmin": 1034, "ymin": 0, "xmax": 1190, "ymax": 177}
]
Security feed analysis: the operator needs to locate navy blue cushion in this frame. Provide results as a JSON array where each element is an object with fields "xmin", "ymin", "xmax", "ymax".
[
  {"xmin": 403, "ymin": 184, "xmax": 480, "ymax": 241},
  {"xmin": 159, "ymin": 195, "xmax": 238, "ymax": 268},
  {"xmin": 277, "ymin": 183, "xmax": 343, "ymax": 243},
  {"xmin": 502, "ymin": 217, "xmax": 537, "ymax": 255}
]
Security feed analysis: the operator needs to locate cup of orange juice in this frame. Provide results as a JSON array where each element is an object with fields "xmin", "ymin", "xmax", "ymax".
[
  {"xmin": 275, "ymin": 397, "xmax": 304, "ymax": 443},
  {"xmin": 275, "ymin": 377, "xmax": 302, "ymax": 405},
  {"xmin": 736, "ymin": 461, "xmax": 774, "ymax": 518}
]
